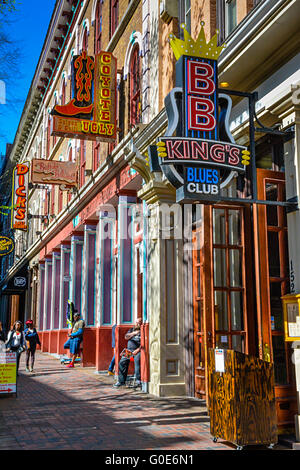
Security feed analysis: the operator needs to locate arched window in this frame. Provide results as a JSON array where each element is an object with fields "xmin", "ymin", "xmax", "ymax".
[
  {"xmin": 80, "ymin": 140, "xmax": 86, "ymax": 187},
  {"xmin": 82, "ymin": 27, "xmax": 88, "ymax": 53},
  {"xmin": 47, "ymin": 116, "xmax": 51, "ymax": 157},
  {"xmin": 130, "ymin": 45, "xmax": 141, "ymax": 126},
  {"xmin": 61, "ymin": 78, "xmax": 66, "ymax": 105},
  {"xmin": 110, "ymin": 0, "xmax": 119, "ymax": 37},
  {"xmin": 93, "ymin": 142, "xmax": 100, "ymax": 171},
  {"xmin": 95, "ymin": 1, "xmax": 103, "ymax": 53},
  {"xmin": 68, "ymin": 146, "xmax": 73, "ymax": 203},
  {"xmin": 53, "ymin": 95, "xmax": 58, "ymax": 146},
  {"xmin": 50, "ymin": 185, "xmax": 55, "ymax": 216}
]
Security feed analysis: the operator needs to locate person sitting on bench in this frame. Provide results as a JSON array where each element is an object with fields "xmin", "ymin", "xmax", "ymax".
[{"xmin": 113, "ymin": 318, "xmax": 142, "ymax": 388}]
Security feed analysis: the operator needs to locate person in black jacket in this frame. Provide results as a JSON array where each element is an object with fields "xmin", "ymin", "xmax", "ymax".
[
  {"xmin": 0, "ymin": 322, "xmax": 5, "ymax": 343},
  {"xmin": 24, "ymin": 319, "xmax": 41, "ymax": 373},
  {"xmin": 0, "ymin": 322, "xmax": 5, "ymax": 351}
]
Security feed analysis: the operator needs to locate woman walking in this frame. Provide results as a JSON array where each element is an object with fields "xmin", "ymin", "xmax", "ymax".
[
  {"xmin": 0, "ymin": 322, "xmax": 5, "ymax": 350},
  {"xmin": 24, "ymin": 319, "xmax": 41, "ymax": 372},
  {"xmin": 6, "ymin": 321, "xmax": 25, "ymax": 375}
]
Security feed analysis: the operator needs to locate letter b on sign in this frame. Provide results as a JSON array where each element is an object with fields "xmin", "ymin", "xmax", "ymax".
[
  {"xmin": 188, "ymin": 62, "xmax": 215, "ymax": 95},
  {"xmin": 188, "ymin": 96, "xmax": 216, "ymax": 132}
]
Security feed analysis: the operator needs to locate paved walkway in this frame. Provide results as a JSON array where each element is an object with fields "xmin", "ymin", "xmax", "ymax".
[{"xmin": 0, "ymin": 352, "xmax": 284, "ymax": 451}]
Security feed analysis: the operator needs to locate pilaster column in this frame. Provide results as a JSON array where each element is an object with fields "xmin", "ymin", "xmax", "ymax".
[
  {"xmin": 44, "ymin": 257, "xmax": 52, "ymax": 331},
  {"xmin": 82, "ymin": 224, "xmax": 98, "ymax": 326},
  {"xmin": 117, "ymin": 195, "xmax": 137, "ymax": 325},
  {"xmin": 70, "ymin": 234, "xmax": 84, "ymax": 316},
  {"xmin": 51, "ymin": 250, "xmax": 61, "ymax": 330},
  {"xmin": 98, "ymin": 211, "xmax": 115, "ymax": 326},
  {"xmin": 138, "ymin": 179, "xmax": 186, "ymax": 396},
  {"xmin": 38, "ymin": 263, "xmax": 45, "ymax": 331},
  {"xmin": 286, "ymin": 106, "xmax": 300, "ymax": 293},
  {"xmin": 60, "ymin": 244, "xmax": 71, "ymax": 330},
  {"xmin": 285, "ymin": 103, "xmax": 300, "ymax": 440}
]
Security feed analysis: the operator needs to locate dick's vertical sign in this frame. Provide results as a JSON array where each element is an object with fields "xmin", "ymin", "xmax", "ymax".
[
  {"xmin": 12, "ymin": 162, "xmax": 29, "ymax": 231},
  {"xmin": 153, "ymin": 24, "xmax": 250, "ymax": 202}
]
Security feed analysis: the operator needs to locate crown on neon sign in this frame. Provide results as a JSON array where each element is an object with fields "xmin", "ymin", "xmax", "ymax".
[{"xmin": 169, "ymin": 22, "xmax": 226, "ymax": 61}]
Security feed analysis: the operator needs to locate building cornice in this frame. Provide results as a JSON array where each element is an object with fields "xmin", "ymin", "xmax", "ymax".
[{"xmin": 218, "ymin": 0, "xmax": 300, "ymax": 93}]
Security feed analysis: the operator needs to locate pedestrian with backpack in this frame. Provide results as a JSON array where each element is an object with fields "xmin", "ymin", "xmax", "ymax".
[{"xmin": 24, "ymin": 319, "xmax": 41, "ymax": 373}]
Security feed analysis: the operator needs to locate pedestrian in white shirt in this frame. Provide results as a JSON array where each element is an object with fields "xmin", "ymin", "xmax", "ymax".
[{"xmin": 6, "ymin": 321, "xmax": 25, "ymax": 375}]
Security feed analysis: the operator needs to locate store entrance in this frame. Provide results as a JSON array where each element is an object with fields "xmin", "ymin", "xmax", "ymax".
[
  {"xmin": 192, "ymin": 170, "xmax": 297, "ymax": 428},
  {"xmin": 257, "ymin": 169, "xmax": 297, "ymax": 430},
  {"xmin": 192, "ymin": 204, "xmax": 254, "ymax": 400}
]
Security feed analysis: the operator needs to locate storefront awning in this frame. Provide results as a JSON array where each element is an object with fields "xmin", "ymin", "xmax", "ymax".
[{"xmin": 1, "ymin": 264, "xmax": 28, "ymax": 295}]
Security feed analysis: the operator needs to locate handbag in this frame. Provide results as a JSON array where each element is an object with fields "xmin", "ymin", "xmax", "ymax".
[{"xmin": 17, "ymin": 345, "xmax": 25, "ymax": 354}]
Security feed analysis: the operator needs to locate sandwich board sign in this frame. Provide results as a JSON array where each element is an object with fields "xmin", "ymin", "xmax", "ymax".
[{"xmin": 0, "ymin": 352, "xmax": 17, "ymax": 395}]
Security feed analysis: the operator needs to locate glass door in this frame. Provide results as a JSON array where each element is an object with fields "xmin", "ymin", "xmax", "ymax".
[
  {"xmin": 213, "ymin": 206, "xmax": 248, "ymax": 353},
  {"xmin": 192, "ymin": 204, "xmax": 252, "ymax": 400},
  {"xmin": 257, "ymin": 169, "xmax": 297, "ymax": 429}
]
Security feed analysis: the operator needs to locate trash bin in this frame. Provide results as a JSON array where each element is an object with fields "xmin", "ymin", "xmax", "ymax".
[{"xmin": 208, "ymin": 348, "xmax": 278, "ymax": 449}]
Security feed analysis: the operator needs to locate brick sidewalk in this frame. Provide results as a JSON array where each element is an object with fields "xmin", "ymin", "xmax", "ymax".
[{"xmin": 0, "ymin": 352, "xmax": 282, "ymax": 451}]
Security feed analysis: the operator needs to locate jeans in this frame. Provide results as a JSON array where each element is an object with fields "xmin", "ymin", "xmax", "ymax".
[
  {"xmin": 10, "ymin": 346, "xmax": 22, "ymax": 373},
  {"xmin": 108, "ymin": 354, "xmax": 115, "ymax": 372},
  {"xmin": 64, "ymin": 337, "xmax": 82, "ymax": 355},
  {"xmin": 118, "ymin": 352, "xmax": 140, "ymax": 384},
  {"xmin": 26, "ymin": 348, "xmax": 36, "ymax": 369}
]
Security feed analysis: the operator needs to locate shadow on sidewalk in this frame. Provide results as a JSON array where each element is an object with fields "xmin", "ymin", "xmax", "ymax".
[{"xmin": 0, "ymin": 353, "xmax": 219, "ymax": 451}]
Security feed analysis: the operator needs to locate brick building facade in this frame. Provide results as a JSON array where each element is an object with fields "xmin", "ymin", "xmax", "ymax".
[{"xmin": 1, "ymin": 0, "xmax": 300, "ymax": 435}]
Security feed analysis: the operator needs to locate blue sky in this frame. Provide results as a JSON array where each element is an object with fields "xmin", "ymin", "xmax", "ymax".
[{"xmin": 0, "ymin": 0, "xmax": 56, "ymax": 156}]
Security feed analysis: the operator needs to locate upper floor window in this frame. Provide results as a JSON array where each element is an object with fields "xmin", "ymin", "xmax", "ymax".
[
  {"xmin": 225, "ymin": 0, "xmax": 237, "ymax": 36},
  {"xmin": 95, "ymin": 0, "xmax": 103, "ymax": 53},
  {"xmin": 111, "ymin": 0, "xmax": 119, "ymax": 37},
  {"xmin": 61, "ymin": 78, "xmax": 66, "ymax": 105},
  {"xmin": 68, "ymin": 147, "xmax": 73, "ymax": 202},
  {"xmin": 80, "ymin": 140, "xmax": 86, "ymax": 187},
  {"xmin": 179, "ymin": 0, "xmax": 191, "ymax": 35},
  {"xmin": 217, "ymin": 0, "xmax": 238, "ymax": 43},
  {"xmin": 82, "ymin": 27, "xmax": 88, "ymax": 53},
  {"xmin": 47, "ymin": 116, "xmax": 51, "ymax": 157},
  {"xmin": 129, "ymin": 45, "xmax": 141, "ymax": 126},
  {"xmin": 93, "ymin": 142, "xmax": 100, "ymax": 172}
]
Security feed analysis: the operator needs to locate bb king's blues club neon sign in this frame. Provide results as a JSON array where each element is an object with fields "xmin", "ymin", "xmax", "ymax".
[{"xmin": 152, "ymin": 23, "xmax": 250, "ymax": 202}]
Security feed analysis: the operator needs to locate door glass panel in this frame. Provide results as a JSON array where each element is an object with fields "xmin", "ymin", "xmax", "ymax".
[
  {"xmin": 213, "ymin": 209, "xmax": 226, "ymax": 244},
  {"xmin": 228, "ymin": 210, "xmax": 241, "ymax": 245},
  {"xmin": 283, "ymin": 236, "xmax": 289, "ymax": 277},
  {"xmin": 213, "ymin": 249, "xmax": 227, "ymax": 287},
  {"xmin": 195, "ymin": 231, "xmax": 202, "ymax": 263},
  {"xmin": 272, "ymin": 335, "xmax": 288, "ymax": 385},
  {"xmin": 231, "ymin": 291, "xmax": 244, "ymax": 330},
  {"xmin": 268, "ymin": 231, "xmax": 280, "ymax": 277},
  {"xmin": 229, "ymin": 249, "xmax": 242, "ymax": 287},
  {"xmin": 270, "ymin": 282, "xmax": 283, "ymax": 331},
  {"xmin": 232, "ymin": 335, "xmax": 245, "ymax": 353},
  {"xmin": 266, "ymin": 183, "xmax": 278, "ymax": 226},
  {"xmin": 216, "ymin": 334, "xmax": 229, "ymax": 349},
  {"xmin": 197, "ymin": 266, "xmax": 201, "ymax": 298},
  {"xmin": 196, "ymin": 302, "xmax": 204, "ymax": 367},
  {"xmin": 215, "ymin": 291, "xmax": 228, "ymax": 330}
]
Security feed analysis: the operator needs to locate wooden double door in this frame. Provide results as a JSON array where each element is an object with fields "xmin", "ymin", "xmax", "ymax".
[{"xmin": 192, "ymin": 170, "xmax": 296, "ymax": 429}]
